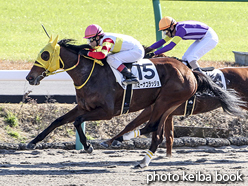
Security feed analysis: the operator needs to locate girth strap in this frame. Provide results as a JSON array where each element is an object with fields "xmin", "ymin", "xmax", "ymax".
[
  {"xmin": 121, "ymin": 63, "xmax": 134, "ymax": 115},
  {"xmin": 183, "ymin": 95, "xmax": 196, "ymax": 117}
]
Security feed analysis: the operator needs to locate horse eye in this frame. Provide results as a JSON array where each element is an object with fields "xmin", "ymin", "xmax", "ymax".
[{"xmin": 41, "ymin": 51, "xmax": 50, "ymax": 61}]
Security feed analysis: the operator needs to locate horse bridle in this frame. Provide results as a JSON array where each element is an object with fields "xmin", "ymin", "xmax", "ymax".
[{"xmin": 37, "ymin": 46, "xmax": 104, "ymax": 89}]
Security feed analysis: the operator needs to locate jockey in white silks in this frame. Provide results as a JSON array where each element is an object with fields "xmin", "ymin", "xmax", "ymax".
[{"xmin": 79, "ymin": 24, "xmax": 144, "ymax": 84}]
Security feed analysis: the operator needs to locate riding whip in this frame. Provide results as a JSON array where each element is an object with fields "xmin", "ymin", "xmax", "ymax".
[{"xmin": 41, "ymin": 24, "xmax": 50, "ymax": 38}]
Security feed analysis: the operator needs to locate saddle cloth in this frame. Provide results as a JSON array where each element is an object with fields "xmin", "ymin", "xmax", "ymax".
[
  {"xmin": 183, "ymin": 69, "xmax": 226, "ymax": 117},
  {"xmin": 204, "ymin": 69, "xmax": 226, "ymax": 90},
  {"xmin": 110, "ymin": 59, "xmax": 161, "ymax": 89}
]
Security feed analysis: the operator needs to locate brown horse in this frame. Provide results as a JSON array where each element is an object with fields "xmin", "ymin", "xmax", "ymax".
[
  {"xmin": 26, "ymin": 37, "xmax": 243, "ymax": 168},
  {"xmin": 103, "ymin": 67, "xmax": 248, "ymax": 162}
]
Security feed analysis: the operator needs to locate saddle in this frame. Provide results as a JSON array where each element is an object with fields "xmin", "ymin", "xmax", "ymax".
[{"xmin": 171, "ymin": 57, "xmax": 215, "ymax": 72}]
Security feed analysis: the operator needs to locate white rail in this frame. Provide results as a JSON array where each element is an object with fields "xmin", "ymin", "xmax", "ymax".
[
  {"xmin": 0, "ymin": 70, "xmax": 71, "ymax": 81},
  {"xmin": 0, "ymin": 70, "xmax": 84, "ymax": 150}
]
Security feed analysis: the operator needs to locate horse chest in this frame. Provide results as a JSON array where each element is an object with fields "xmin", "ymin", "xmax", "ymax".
[
  {"xmin": 76, "ymin": 94, "xmax": 104, "ymax": 112},
  {"xmin": 77, "ymin": 97, "xmax": 95, "ymax": 111}
]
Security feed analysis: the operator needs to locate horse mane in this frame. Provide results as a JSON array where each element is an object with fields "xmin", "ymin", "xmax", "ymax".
[
  {"xmin": 58, "ymin": 38, "xmax": 107, "ymax": 64},
  {"xmin": 58, "ymin": 39, "xmax": 91, "ymax": 53},
  {"xmin": 58, "ymin": 41, "xmax": 182, "ymax": 65}
]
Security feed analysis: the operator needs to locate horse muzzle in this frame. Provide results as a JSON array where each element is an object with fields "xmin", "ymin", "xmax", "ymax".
[{"xmin": 26, "ymin": 74, "xmax": 43, "ymax": 85}]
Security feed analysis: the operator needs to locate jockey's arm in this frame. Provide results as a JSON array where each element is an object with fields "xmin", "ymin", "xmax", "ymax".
[
  {"xmin": 150, "ymin": 36, "xmax": 172, "ymax": 49},
  {"xmin": 151, "ymin": 27, "xmax": 185, "ymax": 55},
  {"xmin": 88, "ymin": 38, "xmax": 114, "ymax": 59},
  {"xmin": 154, "ymin": 36, "xmax": 182, "ymax": 55}
]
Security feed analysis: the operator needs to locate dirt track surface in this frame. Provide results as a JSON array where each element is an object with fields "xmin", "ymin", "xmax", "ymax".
[{"xmin": 0, "ymin": 146, "xmax": 247, "ymax": 186}]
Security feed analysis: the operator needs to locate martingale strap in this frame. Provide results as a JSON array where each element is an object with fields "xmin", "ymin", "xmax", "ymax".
[
  {"xmin": 83, "ymin": 55, "xmax": 104, "ymax": 66},
  {"xmin": 183, "ymin": 95, "xmax": 196, "ymax": 117},
  {"xmin": 121, "ymin": 63, "xmax": 133, "ymax": 115},
  {"xmin": 74, "ymin": 55, "xmax": 104, "ymax": 89}
]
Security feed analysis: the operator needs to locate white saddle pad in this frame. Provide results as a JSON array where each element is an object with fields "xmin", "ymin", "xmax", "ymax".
[
  {"xmin": 110, "ymin": 59, "xmax": 161, "ymax": 89},
  {"xmin": 204, "ymin": 69, "xmax": 226, "ymax": 90}
]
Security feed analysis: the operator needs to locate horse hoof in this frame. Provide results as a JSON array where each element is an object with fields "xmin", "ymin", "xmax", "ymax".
[
  {"xmin": 111, "ymin": 140, "xmax": 122, "ymax": 148},
  {"xmin": 86, "ymin": 145, "xmax": 94, "ymax": 153},
  {"xmin": 27, "ymin": 143, "xmax": 36, "ymax": 149},
  {"xmin": 166, "ymin": 154, "xmax": 172, "ymax": 158},
  {"xmin": 133, "ymin": 164, "xmax": 142, "ymax": 169},
  {"xmin": 100, "ymin": 141, "xmax": 110, "ymax": 148},
  {"xmin": 133, "ymin": 164, "xmax": 147, "ymax": 169},
  {"xmin": 133, "ymin": 163, "xmax": 148, "ymax": 169}
]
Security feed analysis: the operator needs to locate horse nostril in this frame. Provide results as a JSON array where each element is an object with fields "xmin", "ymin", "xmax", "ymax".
[{"xmin": 26, "ymin": 76, "xmax": 33, "ymax": 81}]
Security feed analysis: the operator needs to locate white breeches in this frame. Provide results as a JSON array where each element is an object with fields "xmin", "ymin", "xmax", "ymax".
[
  {"xmin": 106, "ymin": 45, "xmax": 144, "ymax": 69},
  {"xmin": 182, "ymin": 27, "xmax": 218, "ymax": 68}
]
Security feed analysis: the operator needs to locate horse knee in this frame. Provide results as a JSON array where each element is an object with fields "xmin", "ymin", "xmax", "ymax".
[{"xmin": 73, "ymin": 116, "xmax": 83, "ymax": 128}]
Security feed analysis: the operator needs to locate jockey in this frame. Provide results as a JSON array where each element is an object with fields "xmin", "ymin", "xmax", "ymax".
[
  {"xmin": 145, "ymin": 16, "xmax": 219, "ymax": 72},
  {"xmin": 79, "ymin": 24, "xmax": 144, "ymax": 84}
]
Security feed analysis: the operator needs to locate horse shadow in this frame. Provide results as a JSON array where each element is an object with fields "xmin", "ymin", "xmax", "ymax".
[{"xmin": 0, "ymin": 159, "xmax": 140, "ymax": 176}]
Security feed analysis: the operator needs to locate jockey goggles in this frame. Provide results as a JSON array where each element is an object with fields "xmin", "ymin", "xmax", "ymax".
[
  {"xmin": 87, "ymin": 37, "xmax": 95, "ymax": 44},
  {"xmin": 163, "ymin": 29, "xmax": 170, "ymax": 35},
  {"xmin": 86, "ymin": 29, "xmax": 103, "ymax": 44},
  {"xmin": 162, "ymin": 21, "xmax": 176, "ymax": 36}
]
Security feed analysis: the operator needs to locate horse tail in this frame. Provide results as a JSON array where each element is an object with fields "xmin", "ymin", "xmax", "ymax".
[{"xmin": 193, "ymin": 71, "xmax": 245, "ymax": 117}]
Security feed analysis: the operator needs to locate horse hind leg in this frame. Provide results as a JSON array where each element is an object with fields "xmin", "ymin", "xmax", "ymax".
[
  {"xmin": 135, "ymin": 116, "xmax": 166, "ymax": 168},
  {"xmin": 102, "ymin": 109, "xmax": 161, "ymax": 150},
  {"xmin": 100, "ymin": 105, "xmax": 153, "ymax": 148},
  {"xmin": 134, "ymin": 115, "xmax": 174, "ymax": 161},
  {"xmin": 135, "ymin": 94, "xmax": 191, "ymax": 168},
  {"xmin": 119, "ymin": 113, "xmax": 160, "ymax": 143},
  {"xmin": 164, "ymin": 115, "xmax": 174, "ymax": 157},
  {"xmin": 135, "ymin": 106, "xmax": 176, "ymax": 168}
]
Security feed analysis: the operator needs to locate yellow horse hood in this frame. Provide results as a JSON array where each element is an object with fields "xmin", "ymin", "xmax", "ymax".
[{"xmin": 35, "ymin": 35, "xmax": 62, "ymax": 73}]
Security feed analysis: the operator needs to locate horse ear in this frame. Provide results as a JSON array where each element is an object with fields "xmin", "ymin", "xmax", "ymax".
[
  {"xmin": 49, "ymin": 35, "xmax": 53, "ymax": 43},
  {"xmin": 51, "ymin": 35, "xmax": 59, "ymax": 48}
]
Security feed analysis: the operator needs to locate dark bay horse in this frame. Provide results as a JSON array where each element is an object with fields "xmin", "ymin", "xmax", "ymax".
[
  {"xmin": 104, "ymin": 67, "xmax": 248, "ymax": 162},
  {"xmin": 26, "ymin": 36, "xmax": 197, "ymax": 151},
  {"xmin": 26, "ymin": 36, "xmax": 243, "ymax": 168}
]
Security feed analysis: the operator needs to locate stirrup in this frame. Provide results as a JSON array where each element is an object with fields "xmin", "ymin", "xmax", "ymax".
[{"xmin": 122, "ymin": 78, "xmax": 139, "ymax": 85}]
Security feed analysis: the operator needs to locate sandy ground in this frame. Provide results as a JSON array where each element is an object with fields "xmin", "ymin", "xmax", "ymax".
[
  {"xmin": 0, "ymin": 145, "xmax": 247, "ymax": 186},
  {"xmin": 0, "ymin": 61, "xmax": 246, "ymax": 186}
]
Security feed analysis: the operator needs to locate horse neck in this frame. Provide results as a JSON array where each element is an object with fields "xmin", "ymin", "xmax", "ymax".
[{"xmin": 60, "ymin": 47, "xmax": 97, "ymax": 87}]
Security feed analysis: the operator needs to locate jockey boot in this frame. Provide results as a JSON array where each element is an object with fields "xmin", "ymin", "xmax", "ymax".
[{"xmin": 120, "ymin": 67, "xmax": 139, "ymax": 85}]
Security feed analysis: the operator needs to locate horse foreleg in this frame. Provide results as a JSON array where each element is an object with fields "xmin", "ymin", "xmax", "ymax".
[
  {"xmin": 73, "ymin": 115, "xmax": 93, "ymax": 153},
  {"xmin": 73, "ymin": 106, "xmax": 115, "ymax": 153},
  {"xmin": 164, "ymin": 115, "xmax": 174, "ymax": 157},
  {"xmin": 27, "ymin": 106, "xmax": 81, "ymax": 149},
  {"xmin": 101, "ymin": 105, "xmax": 153, "ymax": 148}
]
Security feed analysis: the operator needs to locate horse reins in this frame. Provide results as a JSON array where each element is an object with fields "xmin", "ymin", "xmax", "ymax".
[
  {"xmin": 43, "ymin": 54, "xmax": 96, "ymax": 89},
  {"xmin": 36, "ymin": 44, "xmax": 104, "ymax": 89},
  {"xmin": 74, "ymin": 55, "xmax": 96, "ymax": 89}
]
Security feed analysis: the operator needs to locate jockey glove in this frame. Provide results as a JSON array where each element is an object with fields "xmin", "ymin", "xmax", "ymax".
[
  {"xmin": 144, "ymin": 52, "xmax": 155, "ymax": 59},
  {"xmin": 145, "ymin": 47, "xmax": 154, "ymax": 55},
  {"xmin": 79, "ymin": 49, "xmax": 89, "ymax": 56}
]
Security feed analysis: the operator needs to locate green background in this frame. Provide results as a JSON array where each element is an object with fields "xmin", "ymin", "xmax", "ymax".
[{"xmin": 0, "ymin": 0, "xmax": 247, "ymax": 63}]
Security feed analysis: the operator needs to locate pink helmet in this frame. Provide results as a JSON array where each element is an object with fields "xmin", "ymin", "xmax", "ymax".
[{"xmin": 84, "ymin": 24, "xmax": 104, "ymax": 39}]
